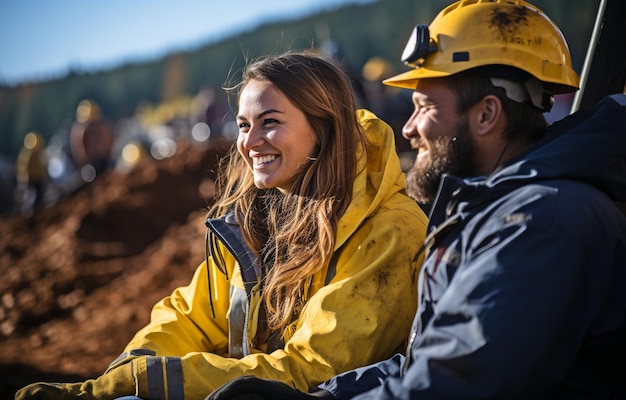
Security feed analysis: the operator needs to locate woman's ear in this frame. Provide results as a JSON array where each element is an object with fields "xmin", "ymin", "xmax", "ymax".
[{"xmin": 470, "ymin": 95, "xmax": 503, "ymax": 136}]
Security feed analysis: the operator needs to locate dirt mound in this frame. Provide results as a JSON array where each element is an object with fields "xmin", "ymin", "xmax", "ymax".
[{"xmin": 0, "ymin": 139, "xmax": 232, "ymax": 398}]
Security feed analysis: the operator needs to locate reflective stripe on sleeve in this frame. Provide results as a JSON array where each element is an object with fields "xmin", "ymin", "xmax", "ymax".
[{"xmin": 145, "ymin": 356, "xmax": 184, "ymax": 400}]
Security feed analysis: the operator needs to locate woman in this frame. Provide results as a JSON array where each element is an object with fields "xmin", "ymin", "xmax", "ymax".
[{"xmin": 15, "ymin": 52, "xmax": 428, "ymax": 400}]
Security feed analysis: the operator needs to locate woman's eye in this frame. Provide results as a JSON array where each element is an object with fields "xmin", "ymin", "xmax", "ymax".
[
  {"xmin": 263, "ymin": 118, "xmax": 278, "ymax": 126},
  {"xmin": 238, "ymin": 122, "xmax": 249, "ymax": 130}
]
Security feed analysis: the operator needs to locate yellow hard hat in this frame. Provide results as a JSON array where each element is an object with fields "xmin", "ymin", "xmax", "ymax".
[
  {"xmin": 24, "ymin": 131, "xmax": 44, "ymax": 150},
  {"xmin": 76, "ymin": 99, "xmax": 102, "ymax": 123},
  {"xmin": 384, "ymin": 0, "xmax": 579, "ymax": 95},
  {"xmin": 362, "ymin": 57, "xmax": 394, "ymax": 82}
]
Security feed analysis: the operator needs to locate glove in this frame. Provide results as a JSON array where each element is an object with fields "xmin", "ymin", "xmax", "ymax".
[
  {"xmin": 206, "ymin": 376, "xmax": 334, "ymax": 400},
  {"xmin": 14, "ymin": 363, "xmax": 135, "ymax": 400}
]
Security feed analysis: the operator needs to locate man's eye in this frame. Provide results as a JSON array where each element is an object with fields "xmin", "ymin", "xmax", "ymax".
[{"xmin": 417, "ymin": 104, "xmax": 433, "ymax": 113}]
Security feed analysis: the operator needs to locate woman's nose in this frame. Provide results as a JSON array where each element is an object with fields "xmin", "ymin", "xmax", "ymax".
[{"xmin": 240, "ymin": 126, "xmax": 264, "ymax": 149}]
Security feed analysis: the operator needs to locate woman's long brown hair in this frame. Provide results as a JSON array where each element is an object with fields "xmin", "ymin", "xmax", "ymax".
[{"xmin": 208, "ymin": 51, "xmax": 367, "ymax": 336}]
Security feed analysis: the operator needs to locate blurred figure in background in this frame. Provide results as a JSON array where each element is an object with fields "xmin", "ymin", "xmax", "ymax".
[
  {"xmin": 316, "ymin": 23, "xmax": 369, "ymax": 110},
  {"xmin": 15, "ymin": 131, "xmax": 49, "ymax": 217},
  {"xmin": 189, "ymin": 87, "xmax": 232, "ymax": 142},
  {"xmin": 361, "ymin": 56, "xmax": 415, "ymax": 170},
  {"xmin": 69, "ymin": 99, "xmax": 115, "ymax": 182}
]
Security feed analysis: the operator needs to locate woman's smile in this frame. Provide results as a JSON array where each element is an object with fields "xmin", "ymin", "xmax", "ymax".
[{"xmin": 253, "ymin": 154, "xmax": 278, "ymax": 168}]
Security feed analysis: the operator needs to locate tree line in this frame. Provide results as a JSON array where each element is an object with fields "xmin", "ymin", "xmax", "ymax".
[{"xmin": 0, "ymin": 0, "xmax": 598, "ymax": 162}]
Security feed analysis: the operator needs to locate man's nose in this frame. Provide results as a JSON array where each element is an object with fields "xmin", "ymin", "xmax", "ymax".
[{"xmin": 402, "ymin": 111, "xmax": 419, "ymax": 140}]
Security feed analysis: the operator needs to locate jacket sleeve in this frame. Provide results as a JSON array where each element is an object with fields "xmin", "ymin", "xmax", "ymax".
[
  {"xmin": 113, "ymin": 201, "xmax": 426, "ymax": 400},
  {"xmin": 345, "ymin": 182, "xmax": 625, "ymax": 399},
  {"xmin": 121, "ymin": 255, "xmax": 232, "ymax": 357},
  {"xmin": 315, "ymin": 353, "xmax": 404, "ymax": 400}
]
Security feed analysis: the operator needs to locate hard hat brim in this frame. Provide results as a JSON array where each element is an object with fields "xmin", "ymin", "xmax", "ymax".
[{"xmin": 383, "ymin": 67, "xmax": 450, "ymax": 90}]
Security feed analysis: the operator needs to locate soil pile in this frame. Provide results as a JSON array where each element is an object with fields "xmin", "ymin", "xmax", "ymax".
[{"xmin": 0, "ymin": 139, "xmax": 232, "ymax": 398}]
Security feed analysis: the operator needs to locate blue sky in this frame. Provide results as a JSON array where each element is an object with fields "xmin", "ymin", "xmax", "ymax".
[{"xmin": 0, "ymin": 0, "xmax": 372, "ymax": 85}]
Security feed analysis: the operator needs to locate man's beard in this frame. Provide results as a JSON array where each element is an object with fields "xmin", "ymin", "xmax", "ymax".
[{"xmin": 405, "ymin": 120, "xmax": 476, "ymax": 206}]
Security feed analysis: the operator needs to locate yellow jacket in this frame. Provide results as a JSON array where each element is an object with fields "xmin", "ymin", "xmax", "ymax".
[{"xmin": 109, "ymin": 110, "xmax": 428, "ymax": 399}]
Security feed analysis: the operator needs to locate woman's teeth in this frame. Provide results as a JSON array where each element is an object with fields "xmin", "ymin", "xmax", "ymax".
[{"xmin": 254, "ymin": 155, "xmax": 277, "ymax": 166}]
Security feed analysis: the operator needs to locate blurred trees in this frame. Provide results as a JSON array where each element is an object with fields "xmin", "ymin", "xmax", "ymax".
[{"xmin": 0, "ymin": 0, "xmax": 598, "ymax": 161}]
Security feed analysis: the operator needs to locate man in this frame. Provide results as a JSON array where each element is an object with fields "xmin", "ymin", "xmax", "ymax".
[{"xmin": 208, "ymin": 0, "xmax": 626, "ymax": 398}]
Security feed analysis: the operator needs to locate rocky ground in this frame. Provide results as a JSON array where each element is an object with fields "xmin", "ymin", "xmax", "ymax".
[{"xmin": 0, "ymin": 138, "xmax": 232, "ymax": 398}]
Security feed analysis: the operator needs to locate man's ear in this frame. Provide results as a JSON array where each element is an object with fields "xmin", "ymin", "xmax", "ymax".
[{"xmin": 470, "ymin": 95, "xmax": 503, "ymax": 136}]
